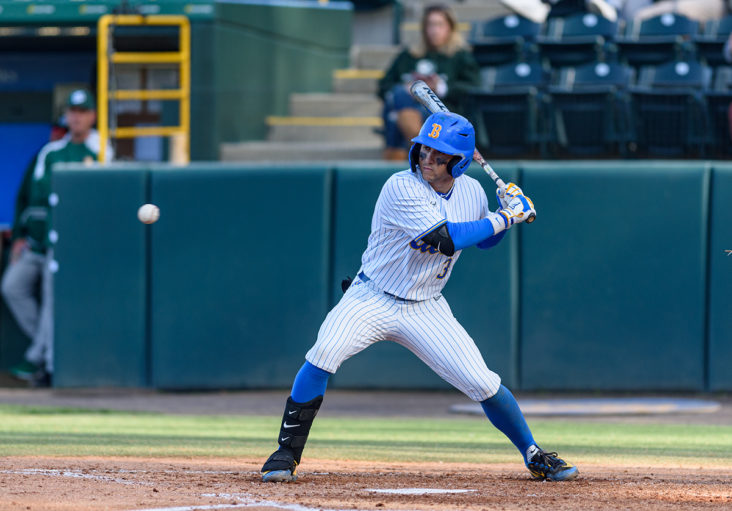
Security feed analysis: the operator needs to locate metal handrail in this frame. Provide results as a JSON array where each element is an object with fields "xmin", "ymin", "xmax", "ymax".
[{"xmin": 97, "ymin": 14, "xmax": 190, "ymax": 163}]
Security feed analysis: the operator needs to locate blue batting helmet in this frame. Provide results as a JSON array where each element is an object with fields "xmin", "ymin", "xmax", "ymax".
[{"xmin": 409, "ymin": 111, "xmax": 475, "ymax": 178}]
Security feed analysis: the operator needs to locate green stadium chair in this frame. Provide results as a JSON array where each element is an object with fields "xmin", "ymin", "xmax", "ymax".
[
  {"xmin": 635, "ymin": 59, "xmax": 712, "ymax": 89},
  {"xmin": 629, "ymin": 60, "xmax": 711, "ymax": 157},
  {"xmin": 469, "ymin": 14, "xmax": 541, "ymax": 67},
  {"xmin": 537, "ymin": 12, "xmax": 619, "ymax": 68},
  {"xmin": 547, "ymin": 61, "xmax": 634, "ymax": 156},
  {"xmin": 705, "ymin": 66, "xmax": 732, "ymax": 157},
  {"xmin": 695, "ymin": 15, "xmax": 732, "ymax": 68},
  {"xmin": 465, "ymin": 61, "xmax": 550, "ymax": 156},
  {"xmin": 617, "ymin": 13, "xmax": 699, "ymax": 68}
]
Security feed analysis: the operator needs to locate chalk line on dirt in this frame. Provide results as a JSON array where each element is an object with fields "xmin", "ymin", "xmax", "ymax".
[
  {"xmin": 0, "ymin": 468, "xmax": 153, "ymax": 486},
  {"xmin": 366, "ymin": 488, "xmax": 477, "ymax": 495},
  {"xmin": 132, "ymin": 493, "xmax": 427, "ymax": 511}
]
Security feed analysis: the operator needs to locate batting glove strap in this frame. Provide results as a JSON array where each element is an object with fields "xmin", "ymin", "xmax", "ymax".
[{"xmin": 486, "ymin": 212, "xmax": 509, "ymax": 233}]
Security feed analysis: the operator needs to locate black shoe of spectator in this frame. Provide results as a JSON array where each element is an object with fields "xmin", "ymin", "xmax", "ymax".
[{"xmin": 30, "ymin": 370, "xmax": 52, "ymax": 388}]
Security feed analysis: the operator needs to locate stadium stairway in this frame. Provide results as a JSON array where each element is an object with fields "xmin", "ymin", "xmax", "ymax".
[{"xmin": 219, "ymin": 0, "xmax": 511, "ymax": 162}]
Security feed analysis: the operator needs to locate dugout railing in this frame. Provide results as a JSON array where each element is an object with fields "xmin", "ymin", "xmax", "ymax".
[{"xmin": 96, "ymin": 14, "xmax": 191, "ymax": 164}]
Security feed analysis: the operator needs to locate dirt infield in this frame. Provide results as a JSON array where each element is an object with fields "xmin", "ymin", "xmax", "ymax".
[
  {"xmin": 1, "ymin": 456, "xmax": 731, "ymax": 511},
  {"xmin": 1, "ymin": 389, "xmax": 731, "ymax": 510}
]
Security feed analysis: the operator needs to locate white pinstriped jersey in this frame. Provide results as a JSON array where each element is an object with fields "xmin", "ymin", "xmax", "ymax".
[
  {"xmin": 305, "ymin": 167, "xmax": 502, "ymax": 400},
  {"xmin": 359, "ymin": 169, "xmax": 490, "ymax": 300}
]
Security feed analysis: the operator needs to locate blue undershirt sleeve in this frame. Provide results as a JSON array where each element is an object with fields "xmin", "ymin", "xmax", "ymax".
[
  {"xmin": 446, "ymin": 219, "xmax": 496, "ymax": 251},
  {"xmin": 477, "ymin": 230, "xmax": 507, "ymax": 250}
]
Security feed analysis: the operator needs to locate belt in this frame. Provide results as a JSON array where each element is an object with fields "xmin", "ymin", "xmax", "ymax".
[{"xmin": 358, "ymin": 272, "xmax": 417, "ymax": 303}]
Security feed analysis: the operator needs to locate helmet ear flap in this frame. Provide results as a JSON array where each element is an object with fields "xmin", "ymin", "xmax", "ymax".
[
  {"xmin": 409, "ymin": 143, "xmax": 422, "ymax": 173},
  {"xmin": 446, "ymin": 156, "xmax": 460, "ymax": 176}
]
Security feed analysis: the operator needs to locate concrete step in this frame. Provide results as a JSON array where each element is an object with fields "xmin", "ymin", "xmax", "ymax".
[
  {"xmin": 266, "ymin": 116, "xmax": 383, "ymax": 143},
  {"xmin": 350, "ymin": 44, "xmax": 401, "ymax": 71},
  {"xmin": 290, "ymin": 93, "xmax": 382, "ymax": 117},
  {"xmin": 332, "ymin": 69, "xmax": 383, "ymax": 94},
  {"xmin": 399, "ymin": 0, "xmax": 511, "ymax": 22},
  {"xmin": 453, "ymin": 2, "xmax": 513, "ymax": 23},
  {"xmin": 220, "ymin": 140, "xmax": 384, "ymax": 162},
  {"xmin": 352, "ymin": 3, "xmax": 400, "ymax": 45}
]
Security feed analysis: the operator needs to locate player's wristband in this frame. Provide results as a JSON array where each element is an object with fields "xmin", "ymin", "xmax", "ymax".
[{"xmin": 447, "ymin": 217, "xmax": 501, "ymax": 250}]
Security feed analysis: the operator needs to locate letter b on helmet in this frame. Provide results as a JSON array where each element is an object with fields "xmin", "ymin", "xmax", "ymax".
[
  {"xmin": 428, "ymin": 123, "xmax": 442, "ymax": 139},
  {"xmin": 409, "ymin": 112, "xmax": 475, "ymax": 178}
]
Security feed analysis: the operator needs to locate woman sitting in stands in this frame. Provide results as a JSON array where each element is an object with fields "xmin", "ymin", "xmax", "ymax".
[{"xmin": 378, "ymin": 3, "xmax": 480, "ymax": 160}]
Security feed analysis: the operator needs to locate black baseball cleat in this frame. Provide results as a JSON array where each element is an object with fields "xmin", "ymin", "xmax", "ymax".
[
  {"xmin": 261, "ymin": 447, "xmax": 298, "ymax": 482},
  {"xmin": 525, "ymin": 445, "xmax": 579, "ymax": 481}
]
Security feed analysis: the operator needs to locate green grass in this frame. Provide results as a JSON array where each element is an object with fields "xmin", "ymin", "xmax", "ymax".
[{"xmin": 1, "ymin": 404, "xmax": 730, "ymax": 467}]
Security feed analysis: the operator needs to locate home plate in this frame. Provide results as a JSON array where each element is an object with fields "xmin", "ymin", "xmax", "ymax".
[{"xmin": 366, "ymin": 488, "xmax": 476, "ymax": 495}]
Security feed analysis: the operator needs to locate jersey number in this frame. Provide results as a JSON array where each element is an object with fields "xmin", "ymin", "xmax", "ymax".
[
  {"xmin": 436, "ymin": 258, "xmax": 452, "ymax": 279},
  {"xmin": 428, "ymin": 123, "xmax": 442, "ymax": 139}
]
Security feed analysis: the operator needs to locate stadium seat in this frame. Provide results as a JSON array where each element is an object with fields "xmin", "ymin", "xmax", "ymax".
[
  {"xmin": 465, "ymin": 61, "xmax": 550, "ymax": 156},
  {"xmin": 469, "ymin": 14, "xmax": 541, "ymax": 67},
  {"xmin": 616, "ymin": 13, "xmax": 699, "ymax": 68},
  {"xmin": 629, "ymin": 60, "xmax": 711, "ymax": 157},
  {"xmin": 537, "ymin": 12, "xmax": 620, "ymax": 68},
  {"xmin": 547, "ymin": 61, "xmax": 633, "ymax": 155},
  {"xmin": 695, "ymin": 15, "xmax": 732, "ymax": 68},
  {"xmin": 635, "ymin": 59, "xmax": 712, "ymax": 89},
  {"xmin": 705, "ymin": 66, "xmax": 732, "ymax": 157},
  {"xmin": 479, "ymin": 59, "xmax": 548, "ymax": 90}
]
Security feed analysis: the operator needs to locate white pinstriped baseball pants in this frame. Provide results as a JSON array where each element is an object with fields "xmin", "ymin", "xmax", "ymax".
[{"xmin": 305, "ymin": 276, "xmax": 501, "ymax": 402}]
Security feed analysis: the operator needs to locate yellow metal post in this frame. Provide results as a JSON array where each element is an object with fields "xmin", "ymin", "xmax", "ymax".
[{"xmin": 96, "ymin": 15, "xmax": 112, "ymax": 163}]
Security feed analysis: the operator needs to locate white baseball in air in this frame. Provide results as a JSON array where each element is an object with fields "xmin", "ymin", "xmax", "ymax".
[{"xmin": 137, "ymin": 204, "xmax": 160, "ymax": 224}]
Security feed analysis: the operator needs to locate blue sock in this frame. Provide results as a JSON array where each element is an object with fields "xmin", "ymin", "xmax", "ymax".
[
  {"xmin": 480, "ymin": 385, "xmax": 536, "ymax": 463},
  {"xmin": 290, "ymin": 361, "xmax": 331, "ymax": 403}
]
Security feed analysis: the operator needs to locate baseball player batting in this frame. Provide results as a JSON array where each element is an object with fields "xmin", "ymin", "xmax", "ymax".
[{"xmin": 261, "ymin": 112, "xmax": 578, "ymax": 483}]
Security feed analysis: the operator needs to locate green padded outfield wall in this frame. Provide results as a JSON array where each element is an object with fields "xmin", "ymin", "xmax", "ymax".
[
  {"xmin": 708, "ymin": 163, "xmax": 732, "ymax": 391},
  {"xmin": 52, "ymin": 165, "xmax": 148, "ymax": 387},
  {"xmin": 149, "ymin": 164, "xmax": 332, "ymax": 389},
  {"xmin": 520, "ymin": 163, "xmax": 709, "ymax": 391},
  {"xmin": 48, "ymin": 161, "xmax": 731, "ymax": 391}
]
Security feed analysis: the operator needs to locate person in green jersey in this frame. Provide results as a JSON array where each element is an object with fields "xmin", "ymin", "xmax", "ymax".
[
  {"xmin": 1, "ymin": 88, "xmax": 113, "ymax": 387},
  {"xmin": 377, "ymin": 4, "xmax": 480, "ymax": 160}
]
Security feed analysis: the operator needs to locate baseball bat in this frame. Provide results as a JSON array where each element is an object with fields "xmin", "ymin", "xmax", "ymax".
[{"xmin": 408, "ymin": 80, "xmax": 535, "ymax": 224}]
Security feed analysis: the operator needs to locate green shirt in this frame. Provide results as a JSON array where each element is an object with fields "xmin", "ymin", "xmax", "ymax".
[
  {"xmin": 377, "ymin": 48, "xmax": 481, "ymax": 115},
  {"xmin": 11, "ymin": 130, "xmax": 107, "ymax": 254}
]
